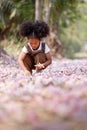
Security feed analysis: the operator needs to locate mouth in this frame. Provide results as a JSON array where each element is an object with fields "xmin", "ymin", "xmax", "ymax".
[{"xmin": 33, "ymin": 48, "xmax": 37, "ymax": 50}]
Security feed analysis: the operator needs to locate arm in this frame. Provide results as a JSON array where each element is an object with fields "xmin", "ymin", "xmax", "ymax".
[
  {"xmin": 35, "ymin": 52, "xmax": 52, "ymax": 70},
  {"xmin": 43, "ymin": 52, "xmax": 52, "ymax": 68},
  {"xmin": 18, "ymin": 52, "xmax": 31, "ymax": 75}
]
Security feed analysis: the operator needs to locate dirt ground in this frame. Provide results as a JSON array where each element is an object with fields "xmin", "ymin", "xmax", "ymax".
[{"xmin": 0, "ymin": 53, "xmax": 87, "ymax": 130}]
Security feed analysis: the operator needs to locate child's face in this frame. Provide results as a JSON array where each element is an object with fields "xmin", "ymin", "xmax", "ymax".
[{"xmin": 29, "ymin": 38, "xmax": 40, "ymax": 50}]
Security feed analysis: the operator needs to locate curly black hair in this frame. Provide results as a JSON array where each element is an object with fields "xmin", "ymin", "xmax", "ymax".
[{"xmin": 19, "ymin": 20, "xmax": 49, "ymax": 39}]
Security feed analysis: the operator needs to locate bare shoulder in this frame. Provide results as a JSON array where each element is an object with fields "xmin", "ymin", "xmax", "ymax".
[
  {"xmin": 19, "ymin": 51, "xmax": 26, "ymax": 60},
  {"xmin": 45, "ymin": 52, "xmax": 52, "ymax": 59}
]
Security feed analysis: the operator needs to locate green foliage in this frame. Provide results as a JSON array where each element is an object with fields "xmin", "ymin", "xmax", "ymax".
[
  {"xmin": 0, "ymin": 9, "xmax": 5, "ymax": 27},
  {"xmin": 50, "ymin": 0, "xmax": 81, "ymax": 28},
  {"xmin": 61, "ymin": 37, "xmax": 82, "ymax": 59},
  {"xmin": 0, "ymin": 0, "xmax": 15, "ymax": 13},
  {"xmin": 50, "ymin": 1, "xmax": 87, "ymax": 58},
  {"xmin": 0, "ymin": 0, "xmax": 86, "ymax": 59},
  {"xmin": 13, "ymin": 0, "xmax": 35, "ymax": 21},
  {"xmin": 0, "ymin": 0, "xmax": 16, "ymax": 28}
]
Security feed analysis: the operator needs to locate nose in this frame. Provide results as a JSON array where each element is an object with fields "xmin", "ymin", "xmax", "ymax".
[{"xmin": 32, "ymin": 43, "xmax": 35, "ymax": 47}]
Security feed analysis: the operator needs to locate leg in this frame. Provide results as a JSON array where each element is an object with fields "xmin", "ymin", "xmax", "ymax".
[
  {"xmin": 34, "ymin": 52, "xmax": 47, "ymax": 64},
  {"xmin": 23, "ymin": 54, "xmax": 35, "ymax": 73}
]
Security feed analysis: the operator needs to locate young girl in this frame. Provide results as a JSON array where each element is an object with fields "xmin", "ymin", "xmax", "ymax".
[{"xmin": 18, "ymin": 21, "xmax": 52, "ymax": 76}]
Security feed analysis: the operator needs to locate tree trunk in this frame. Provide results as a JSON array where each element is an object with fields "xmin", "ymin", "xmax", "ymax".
[
  {"xmin": 35, "ymin": 0, "xmax": 41, "ymax": 21},
  {"xmin": 47, "ymin": 32, "xmax": 63, "ymax": 58},
  {"xmin": 42, "ymin": 0, "xmax": 52, "ymax": 23},
  {"xmin": 0, "ymin": 18, "xmax": 14, "ymax": 40}
]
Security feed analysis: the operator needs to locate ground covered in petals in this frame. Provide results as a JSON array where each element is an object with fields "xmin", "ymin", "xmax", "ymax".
[{"xmin": 0, "ymin": 53, "xmax": 87, "ymax": 130}]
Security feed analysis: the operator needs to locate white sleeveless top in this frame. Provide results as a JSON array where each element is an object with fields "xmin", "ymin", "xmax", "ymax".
[{"xmin": 22, "ymin": 41, "xmax": 50, "ymax": 54}]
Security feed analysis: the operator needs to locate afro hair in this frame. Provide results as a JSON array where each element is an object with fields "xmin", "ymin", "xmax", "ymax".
[{"xmin": 19, "ymin": 20, "xmax": 49, "ymax": 39}]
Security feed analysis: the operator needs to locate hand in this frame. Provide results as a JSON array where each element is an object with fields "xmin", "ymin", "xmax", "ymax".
[
  {"xmin": 35, "ymin": 63, "xmax": 45, "ymax": 70},
  {"xmin": 24, "ymin": 70, "xmax": 31, "ymax": 76}
]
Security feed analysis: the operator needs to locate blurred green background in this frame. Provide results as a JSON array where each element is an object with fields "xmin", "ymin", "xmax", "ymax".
[{"xmin": 0, "ymin": 0, "xmax": 87, "ymax": 59}]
